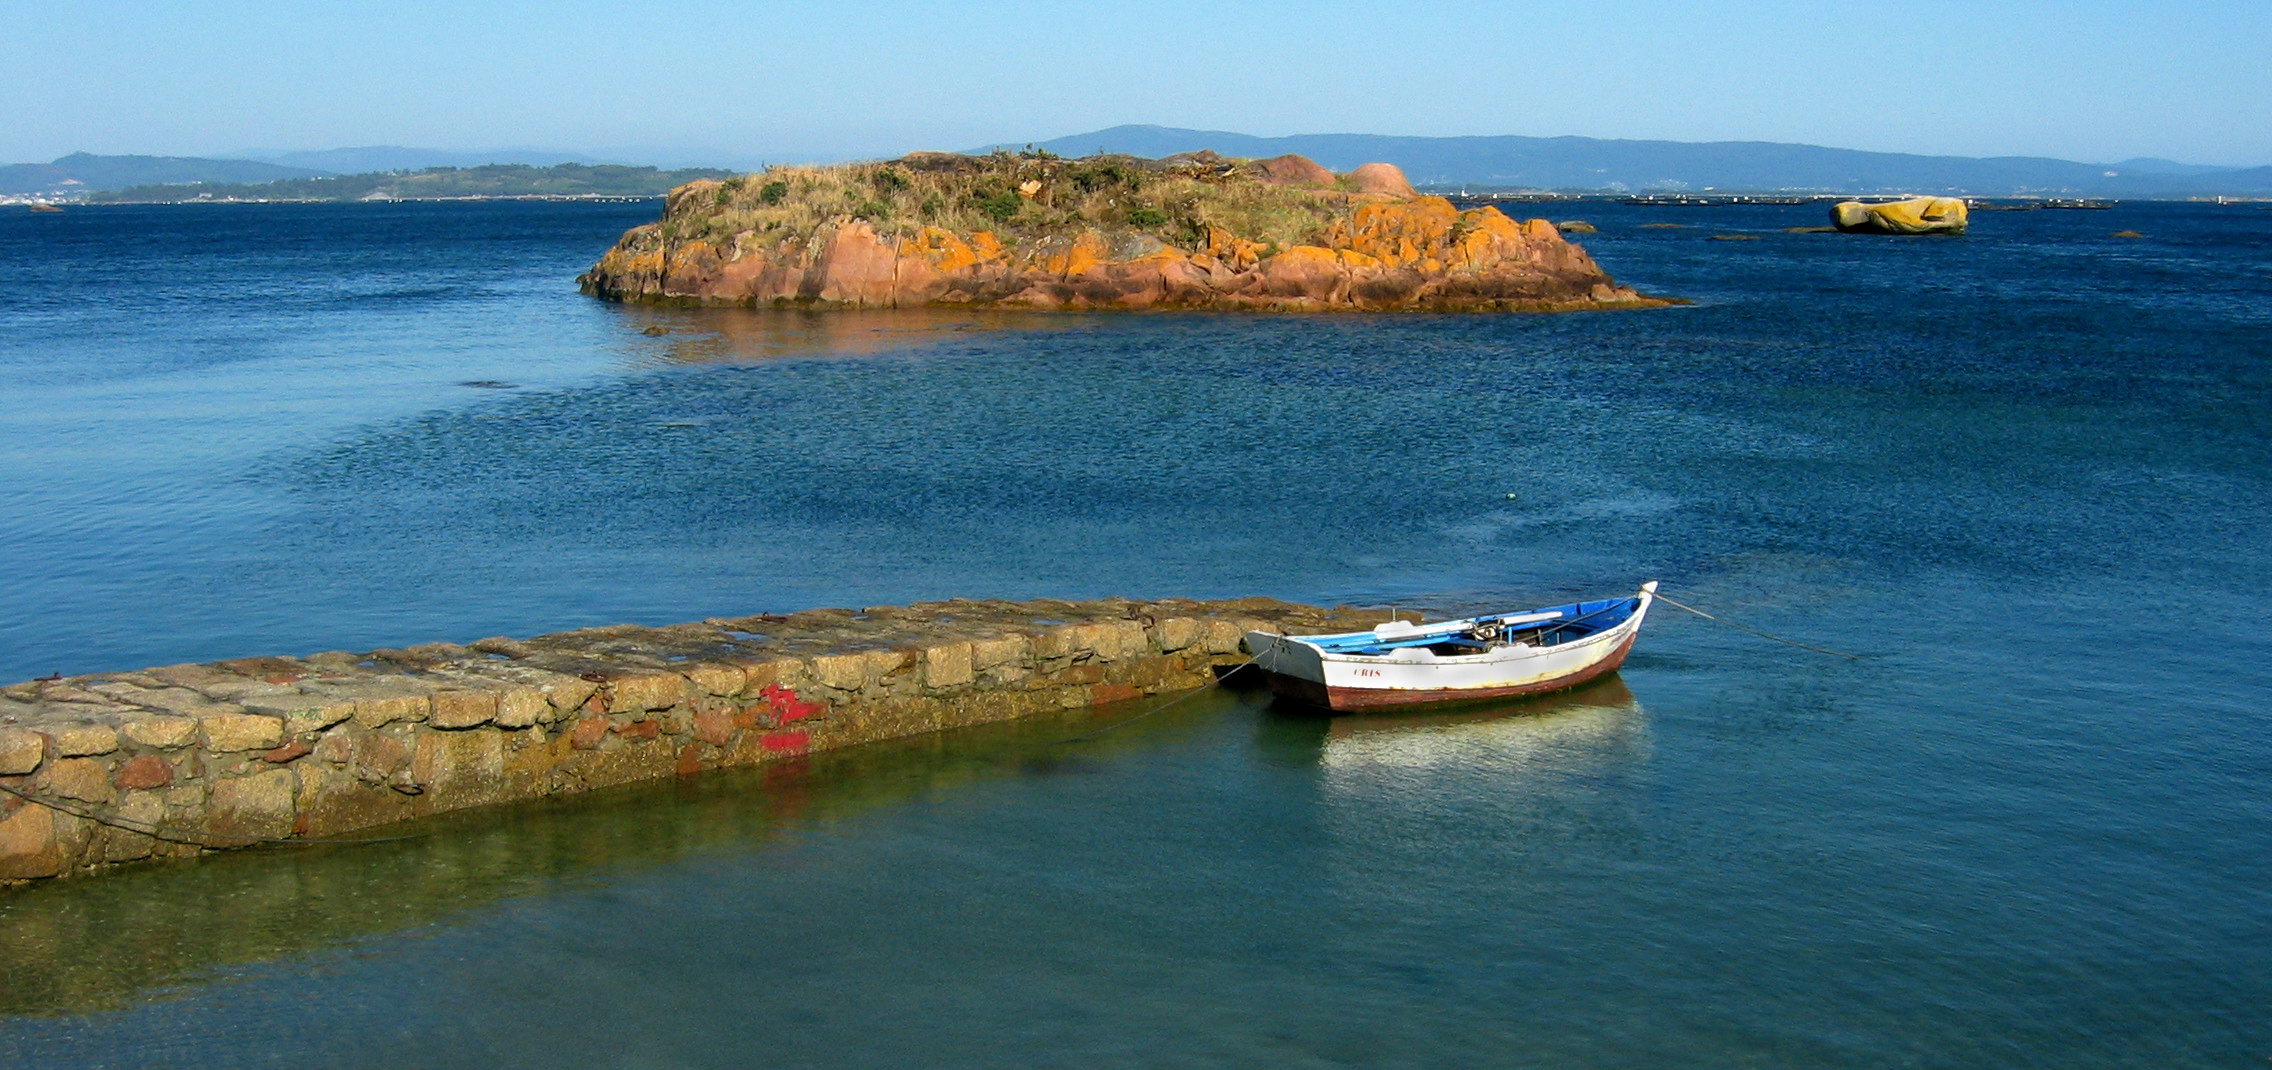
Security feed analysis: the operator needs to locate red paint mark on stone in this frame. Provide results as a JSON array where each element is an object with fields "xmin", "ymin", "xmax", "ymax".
[
  {"xmin": 114, "ymin": 754, "xmax": 172, "ymax": 791},
  {"xmin": 260, "ymin": 740, "xmax": 312, "ymax": 764},
  {"xmin": 570, "ymin": 717, "xmax": 610, "ymax": 750},
  {"xmin": 675, "ymin": 743, "xmax": 705, "ymax": 777},
  {"xmin": 1091, "ymin": 683, "xmax": 1143, "ymax": 705},
  {"xmin": 759, "ymin": 730, "xmax": 809, "ymax": 753},
  {"xmin": 614, "ymin": 719, "xmax": 661, "ymax": 741},
  {"xmin": 759, "ymin": 683, "xmax": 824, "ymax": 727},
  {"xmin": 691, "ymin": 709, "xmax": 734, "ymax": 747}
]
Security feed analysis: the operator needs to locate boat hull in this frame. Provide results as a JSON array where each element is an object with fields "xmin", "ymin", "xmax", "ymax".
[
  {"xmin": 1261, "ymin": 632, "xmax": 1637, "ymax": 711},
  {"xmin": 1243, "ymin": 583, "xmax": 1655, "ymax": 713}
]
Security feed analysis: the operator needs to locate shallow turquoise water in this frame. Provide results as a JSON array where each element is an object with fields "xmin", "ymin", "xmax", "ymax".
[{"xmin": 0, "ymin": 200, "xmax": 2267, "ymax": 1066}]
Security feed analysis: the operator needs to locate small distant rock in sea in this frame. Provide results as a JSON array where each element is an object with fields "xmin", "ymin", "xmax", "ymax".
[
  {"xmin": 2111, "ymin": 230, "xmax": 2145, "ymax": 238},
  {"xmin": 1638, "ymin": 222, "xmax": 1685, "ymax": 229},
  {"xmin": 1557, "ymin": 220, "xmax": 1597, "ymax": 232},
  {"xmin": 1709, "ymin": 234, "xmax": 1761, "ymax": 241},
  {"xmin": 640, "ymin": 325, "xmax": 672, "ymax": 335},
  {"xmin": 459, "ymin": 380, "xmax": 517, "ymax": 389},
  {"xmin": 1784, "ymin": 226, "xmax": 1839, "ymax": 233}
]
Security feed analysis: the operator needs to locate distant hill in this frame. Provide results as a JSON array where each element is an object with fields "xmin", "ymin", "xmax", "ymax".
[
  {"xmin": 87, "ymin": 162, "xmax": 735, "ymax": 203},
  {"xmin": 0, "ymin": 152, "xmax": 326, "ymax": 195},
  {"xmin": 248, "ymin": 146, "xmax": 609, "ymax": 173},
  {"xmin": 982, "ymin": 126, "xmax": 2272, "ymax": 197}
]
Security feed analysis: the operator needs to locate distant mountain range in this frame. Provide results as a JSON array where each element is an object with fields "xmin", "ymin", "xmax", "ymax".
[
  {"xmin": 244, "ymin": 146, "xmax": 608, "ymax": 174},
  {"xmin": 12, "ymin": 131, "xmax": 2272, "ymax": 200},
  {"xmin": 0, "ymin": 148, "xmax": 627, "ymax": 197},
  {"xmin": 86, "ymin": 163, "xmax": 735, "ymax": 204},
  {"xmin": 985, "ymin": 126, "xmax": 2272, "ymax": 197},
  {"xmin": 0, "ymin": 152, "xmax": 325, "ymax": 196}
]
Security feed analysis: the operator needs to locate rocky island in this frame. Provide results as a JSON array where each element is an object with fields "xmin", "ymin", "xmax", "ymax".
[{"xmin": 580, "ymin": 150, "xmax": 1666, "ymax": 312}]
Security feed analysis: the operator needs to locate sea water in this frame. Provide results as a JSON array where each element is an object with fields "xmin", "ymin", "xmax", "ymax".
[{"xmin": 0, "ymin": 199, "xmax": 2266, "ymax": 1066}]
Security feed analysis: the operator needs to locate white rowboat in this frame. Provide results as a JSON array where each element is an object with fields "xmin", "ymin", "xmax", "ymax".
[{"xmin": 1243, "ymin": 581, "xmax": 1659, "ymax": 711}]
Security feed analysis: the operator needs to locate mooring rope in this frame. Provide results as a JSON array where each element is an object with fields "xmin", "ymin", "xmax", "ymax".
[
  {"xmin": 1652, "ymin": 592, "xmax": 1866, "ymax": 660},
  {"xmin": 1052, "ymin": 662, "xmax": 1252, "ymax": 744},
  {"xmin": 0, "ymin": 779, "xmax": 425, "ymax": 850}
]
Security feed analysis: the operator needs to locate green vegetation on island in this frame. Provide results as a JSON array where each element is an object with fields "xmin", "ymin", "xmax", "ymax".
[
  {"xmin": 87, "ymin": 163, "xmax": 737, "ymax": 203},
  {"xmin": 663, "ymin": 150, "xmax": 1363, "ymax": 252}
]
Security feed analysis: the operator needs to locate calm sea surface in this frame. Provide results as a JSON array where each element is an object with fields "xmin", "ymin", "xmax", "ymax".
[{"xmin": 1, "ymin": 199, "xmax": 2267, "ymax": 1067}]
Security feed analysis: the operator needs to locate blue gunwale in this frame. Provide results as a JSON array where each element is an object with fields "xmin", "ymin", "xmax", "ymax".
[{"xmin": 1299, "ymin": 597, "xmax": 1644, "ymax": 656}]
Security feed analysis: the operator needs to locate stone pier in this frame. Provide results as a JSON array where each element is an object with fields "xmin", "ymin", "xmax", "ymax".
[{"xmin": 0, "ymin": 596, "xmax": 1387, "ymax": 888}]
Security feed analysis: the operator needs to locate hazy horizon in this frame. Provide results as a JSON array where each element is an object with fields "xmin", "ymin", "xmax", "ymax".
[{"xmin": 4, "ymin": 1, "xmax": 2267, "ymax": 170}]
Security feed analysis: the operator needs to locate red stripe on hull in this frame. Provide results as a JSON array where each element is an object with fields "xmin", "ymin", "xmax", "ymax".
[{"xmin": 1260, "ymin": 633, "xmax": 1637, "ymax": 712}]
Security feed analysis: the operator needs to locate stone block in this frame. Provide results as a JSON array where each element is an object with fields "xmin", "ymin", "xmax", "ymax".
[
  {"xmin": 1032, "ymin": 626, "xmax": 1082, "ymax": 660},
  {"xmin": 0, "ymin": 805, "xmax": 77, "ymax": 880},
  {"xmin": 607, "ymin": 673, "xmax": 685, "ymax": 714},
  {"xmin": 1202, "ymin": 620, "xmax": 1246, "ymax": 654},
  {"xmin": 808, "ymin": 652, "xmax": 870, "ymax": 692},
  {"xmin": 110, "ymin": 685, "xmax": 223, "ymax": 714},
  {"xmin": 923, "ymin": 642, "xmax": 974, "ymax": 689},
  {"xmin": 353, "ymin": 689, "xmax": 432, "ymax": 729},
  {"xmin": 1156, "ymin": 617, "xmax": 1204, "ymax": 652},
  {"xmin": 41, "ymin": 757, "xmax": 114, "ymax": 804},
  {"xmin": 681, "ymin": 663, "xmax": 746, "ymax": 697},
  {"xmin": 239, "ymin": 692, "xmax": 356, "ymax": 733},
  {"xmin": 429, "ymin": 689, "xmax": 499, "ymax": 730},
  {"xmin": 1041, "ymin": 664, "xmax": 1104, "ymax": 687},
  {"xmin": 297, "ymin": 768, "xmax": 411, "ymax": 839},
  {"xmin": 50, "ymin": 722, "xmax": 120, "ymax": 757},
  {"xmin": 310, "ymin": 731, "xmax": 354, "ymax": 765},
  {"xmin": 261, "ymin": 740, "xmax": 311, "ymax": 764},
  {"xmin": 200, "ymin": 712, "xmax": 285, "ymax": 753},
  {"xmin": 121, "ymin": 715, "xmax": 199, "ymax": 749},
  {"xmin": 569, "ymin": 717, "xmax": 609, "ymax": 750},
  {"xmin": 982, "ymin": 664, "xmax": 1032, "ymax": 685},
  {"xmin": 969, "ymin": 635, "xmax": 1028, "ymax": 671},
  {"xmin": 692, "ymin": 709, "xmax": 735, "ymax": 747},
  {"xmin": 733, "ymin": 658, "xmax": 805, "ymax": 694},
  {"xmin": 540, "ymin": 674, "xmax": 599, "ymax": 715},
  {"xmin": 495, "ymin": 687, "xmax": 546, "ymax": 728},
  {"xmin": 207, "ymin": 768, "xmax": 295, "ymax": 842},
  {"xmin": 114, "ymin": 754, "xmax": 173, "ymax": 791},
  {"xmin": 565, "ymin": 738, "xmax": 673, "ymax": 791},
  {"xmin": 412, "ymin": 729, "xmax": 507, "ymax": 812},
  {"xmin": 104, "ymin": 791, "xmax": 166, "ymax": 862},
  {"xmin": 0, "ymin": 727, "xmax": 44, "ymax": 776},
  {"xmin": 350, "ymin": 732, "xmax": 412, "ymax": 785},
  {"xmin": 1094, "ymin": 620, "xmax": 1153, "ymax": 661}
]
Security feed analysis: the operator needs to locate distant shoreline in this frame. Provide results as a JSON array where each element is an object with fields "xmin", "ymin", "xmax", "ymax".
[{"xmin": 13, "ymin": 191, "xmax": 2268, "ymax": 209}]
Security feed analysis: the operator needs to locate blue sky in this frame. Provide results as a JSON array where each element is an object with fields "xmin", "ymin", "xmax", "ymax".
[{"xmin": 4, "ymin": 0, "xmax": 2266, "ymax": 167}]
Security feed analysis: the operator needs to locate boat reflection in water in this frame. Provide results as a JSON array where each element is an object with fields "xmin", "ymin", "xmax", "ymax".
[
  {"xmin": 1252, "ymin": 675, "xmax": 1653, "ymax": 856},
  {"xmin": 1255, "ymin": 675, "xmax": 1649, "ymax": 776}
]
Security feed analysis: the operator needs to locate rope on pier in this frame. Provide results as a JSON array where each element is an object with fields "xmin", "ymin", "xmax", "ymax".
[
  {"xmin": 0, "ymin": 779, "xmax": 424, "ymax": 851},
  {"xmin": 1653, "ymin": 592, "xmax": 1866, "ymax": 660},
  {"xmin": 1053, "ymin": 662, "xmax": 1253, "ymax": 745}
]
